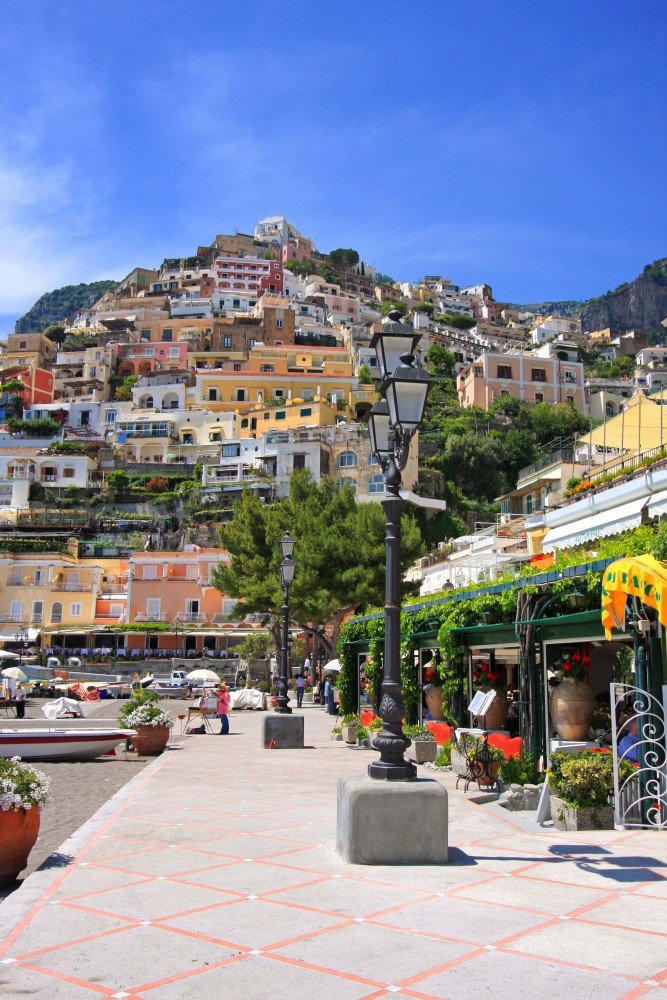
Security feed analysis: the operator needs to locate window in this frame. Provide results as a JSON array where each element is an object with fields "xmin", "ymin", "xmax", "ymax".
[
  {"xmin": 368, "ymin": 474, "xmax": 385, "ymax": 494},
  {"xmin": 223, "ymin": 336, "xmax": 232, "ymax": 349},
  {"xmin": 302, "ymin": 388, "xmax": 314, "ymax": 401},
  {"xmin": 233, "ymin": 299, "xmax": 241, "ymax": 308},
  {"xmin": 70, "ymin": 602, "xmax": 82, "ymax": 618},
  {"xmin": 566, "ymin": 395, "xmax": 574, "ymax": 406},
  {"xmin": 293, "ymin": 453, "xmax": 306, "ymax": 470},
  {"xmin": 50, "ymin": 602, "xmax": 62, "ymax": 624},
  {"xmin": 337, "ymin": 451, "xmax": 358, "ymax": 468},
  {"xmin": 497, "ymin": 365, "xmax": 512, "ymax": 379},
  {"xmin": 109, "ymin": 603, "xmax": 123, "ymax": 618},
  {"xmin": 300, "ymin": 407, "xmax": 312, "ymax": 417},
  {"xmin": 233, "ymin": 389, "xmax": 246, "ymax": 402},
  {"xmin": 276, "ymin": 319, "xmax": 283, "ymax": 329},
  {"xmin": 368, "ymin": 453, "xmax": 380, "ymax": 465},
  {"xmin": 185, "ymin": 599, "xmax": 200, "ymax": 615},
  {"xmin": 146, "ymin": 598, "xmax": 161, "ymax": 618},
  {"xmin": 275, "ymin": 411, "xmax": 286, "ymax": 420},
  {"xmin": 80, "ymin": 410, "xmax": 90, "ymax": 426},
  {"xmin": 169, "ymin": 346, "xmax": 179, "ymax": 358},
  {"xmin": 339, "ymin": 476, "xmax": 357, "ymax": 493},
  {"xmin": 273, "ymin": 388, "xmax": 286, "ymax": 400},
  {"xmin": 208, "ymin": 388, "xmax": 220, "ymax": 402},
  {"xmin": 63, "ymin": 467, "xmax": 75, "ymax": 479},
  {"xmin": 531, "ymin": 368, "xmax": 547, "ymax": 382},
  {"xmin": 143, "ymin": 566, "xmax": 157, "ymax": 580},
  {"xmin": 260, "ymin": 365, "xmax": 275, "ymax": 373},
  {"xmin": 222, "ymin": 444, "xmax": 241, "ymax": 457},
  {"xmin": 105, "ymin": 410, "xmax": 117, "ymax": 424},
  {"xmin": 233, "ymin": 363, "xmax": 242, "ymax": 372},
  {"xmin": 241, "ymin": 418, "xmax": 249, "ymax": 428},
  {"xmin": 249, "ymin": 339, "xmax": 256, "ymax": 348},
  {"xmin": 141, "ymin": 330, "xmax": 150, "ymax": 341},
  {"xmin": 534, "ymin": 392, "xmax": 544, "ymax": 403},
  {"xmin": 10, "ymin": 601, "xmax": 22, "ymax": 619},
  {"xmin": 31, "ymin": 601, "xmax": 43, "ymax": 624}
]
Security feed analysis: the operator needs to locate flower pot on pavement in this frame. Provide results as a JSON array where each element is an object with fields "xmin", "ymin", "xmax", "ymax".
[
  {"xmin": 550, "ymin": 794, "xmax": 614, "ymax": 831},
  {"xmin": 407, "ymin": 739, "xmax": 438, "ymax": 764},
  {"xmin": 550, "ymin": 679, "xmax": 594, "ymax": 740},
  {"xmin": 131, "ymin": 724, "xmax": 170, "ymax": 755},
  {"xmin": 0, "ymin": 807, "xmax": 41, "ymax": 887}
]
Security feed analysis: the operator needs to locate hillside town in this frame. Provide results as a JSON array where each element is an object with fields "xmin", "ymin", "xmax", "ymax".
[{"xmin": 0, "ymin": 216, "xmax": 666, "ymax": 666}]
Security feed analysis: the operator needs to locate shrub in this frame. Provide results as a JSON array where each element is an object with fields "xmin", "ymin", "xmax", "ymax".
[
  {"xmin": 0, "ymin": 758, "xmax": 50, "ymax": 811},
  {"xmin": 146, "ymin": 476, "xmax": 169, "ymax": 493},
  {"xmin": 341, "ymin": 713, "xmax": 361, "ymax": 727},
  {"xmin": 403, "ymin": 723, "xmax": 435, "ymax": 742},
  {"xmin": 434, "ymin": 741, "xmax": 452, "ymax": 767},
  {"xmin": 499, "ymin": 749, "xmax": 536, "ymax": 786},
  {"xmin": 548, "ymin": 750, "xmax": 632, "ymax": 809},
  {"xmin": 355, "ymin": 726, "xmax": 368, "ymax": 740}
]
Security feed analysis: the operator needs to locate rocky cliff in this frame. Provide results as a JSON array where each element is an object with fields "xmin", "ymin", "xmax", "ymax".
[
  {"xmin": 15, "ymin": 280, "xmax": 117, "ymax": 333},
  {"xmin": 580, "ymin": 258, "xmax": 667, "ymax": 332}
]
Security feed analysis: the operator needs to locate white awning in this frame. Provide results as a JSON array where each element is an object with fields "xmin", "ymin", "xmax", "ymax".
[
  {"xmin": 0, "ymin": 627, "xmax": 39, "ymax": 642},
  {"xmin": 647, "ymin": 488, "xmax": 667, "ymax": 520},
  {"xmin": 542, "ymin": 496, "xmax": 647, "ymax": 553}
]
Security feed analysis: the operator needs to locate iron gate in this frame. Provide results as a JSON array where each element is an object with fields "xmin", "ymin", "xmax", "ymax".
[{"xmin": 611, "ymin": 682, "xmax": 667, "ymax": 829}]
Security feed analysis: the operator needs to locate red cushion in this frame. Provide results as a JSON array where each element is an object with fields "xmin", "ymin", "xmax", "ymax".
[
  {"xmin": 361, "ymin": 710, "xmax": 375, "ymax": 727},
  {"xmin": 426, "ymin": 721, "xmax": 454, "ymax": 746},
  {"xmin": 488, "ymin": 734, "xmax": 523, "ymax": 759}
]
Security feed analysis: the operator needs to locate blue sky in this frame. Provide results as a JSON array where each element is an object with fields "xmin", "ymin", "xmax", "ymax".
[{"xmin": 1, "ymin": 0, "xmax": 665, "ymax": 332}]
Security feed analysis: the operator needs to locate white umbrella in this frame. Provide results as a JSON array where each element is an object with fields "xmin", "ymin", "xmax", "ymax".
[
  {"xmin": 2, "ymin": 666, "xmax": 27, "ymax": 682},
  {"xmin": 323, "ymin": 658, "xmax": 340, "ymax": 674},
  {"xmin": 0, "ymin": 650, "xmax": 21, "ymax": 660},
  {"xmin": 186, "ymin": 668, "xmax": 221, "ymax": 682}
]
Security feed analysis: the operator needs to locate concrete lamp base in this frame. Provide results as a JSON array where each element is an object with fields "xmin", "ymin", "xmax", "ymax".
[
  {"xmin": 336, "ymin": 775, "xmax": 449, "ymax": 865},
  {"xmin": 261, "ymin": 714, "xmax": 304, "ymax": 749}
]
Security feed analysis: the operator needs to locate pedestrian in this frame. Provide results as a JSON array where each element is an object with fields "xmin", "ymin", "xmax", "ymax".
[
  {"xmin": 216, "ymin": 683, "xmax": 230, "ymax": 735},
  {"xmin": 295, "ymin": 672, "xmax": 306, "ymax": 708},
  {"xmin": 324, "ymin": 675, "xmax": 336, "ymax": 716},
  {"xmin": 303, "ymin": 655, "xmax": 311, "ymax": 681},
  {"xmin": 15, "ymin": 684, "xmax": 26, "ymax": 719}
]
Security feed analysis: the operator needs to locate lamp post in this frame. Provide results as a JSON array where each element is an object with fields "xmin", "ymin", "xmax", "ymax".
[
  {"xmin": 276, "ymin": 531, "xmax": 296, "ymax": 714},
  {"xmin": 16, "ymin": 624, "xmax": 27, "ymax": 672},
  {"xmin": 367, "ymin": 311, "xmax": 432, "ymax": 781}
]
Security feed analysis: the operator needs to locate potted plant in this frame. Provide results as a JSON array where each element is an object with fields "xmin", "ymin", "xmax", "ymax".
[
  {"xmin": 548, "ymin": 750, "xmax": 631, "ymax": 831},
  {"xmin": 119, "ymin": 690, "xmax": 174, "ymax": 755},
  {"xmin": 452, "ymin": 733, "xmax": 504, "ymax": 786},
  {"xmin": 341, "ymin": 713, "xmax": 361, "ymax": 744},
  {"xmin": 549, "ymin": 648, "xmax": 594, "ymax": 740},
  {"xmin": 0, "ymin": 757, "xmax": 50, "ymax": 887},
  {"xmin": 404, "ymin": 724, "xmax": 437, "ymax": 764},
  {"xmin": 354, "ymin": 725, "xmax": 369, "ymax": 748},
  {"xmin": 331, "ymin": 725, "xmax": 343, "ymax": 741},
  {"xmin": 368, "ymin": 716, "xmax": 383, "ymax": 747}
]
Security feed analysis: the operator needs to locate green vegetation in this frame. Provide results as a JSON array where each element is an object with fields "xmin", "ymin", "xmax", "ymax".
[
  {"xmin": 357, "ymin": 363, "xmax": 374, "ymax": 385},
  {"xmin": 499, "ymin": 749, "xmax": 536, "ymax": 786},
  {"xmin": 434, "ymin": 313, "xmax": 476, "ymax": 329},
  {"xmin": 549, "ymin": 750, "xmax": 632, "ymax": 810},
  {"xmin": 115, "ymin": 373, "xmax": 139, "ymax": 400},
  {"xmin": 328, "ymin": 248, "xmax": 359, "ymax": 270},
  {"xmin": 15, "ymin": 280, "xmax": 117, "ymax": 333},
  {"xmin": 6, "ymin": 418, "xmax": 59, "ymax": 437},
  {"xmin": 211, "ymin": 470, "xmax": 423, "ymax": 659}
]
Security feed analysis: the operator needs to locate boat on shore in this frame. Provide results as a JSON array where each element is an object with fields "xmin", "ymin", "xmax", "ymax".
[{"xmin": 0, "ymin": 727, "xmax": 136, "ymax": 761}]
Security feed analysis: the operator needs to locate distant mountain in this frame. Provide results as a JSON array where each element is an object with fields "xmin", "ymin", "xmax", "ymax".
[
  {"xmin": 15, "ymin": 280, "xmax": 117, "ymax": 333},
  {"xmin": 510, "ymin": 258, "xmax": 667, "ymax": 332}
]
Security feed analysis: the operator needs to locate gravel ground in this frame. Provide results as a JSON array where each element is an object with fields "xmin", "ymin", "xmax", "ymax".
[{"xmin": 0, "ymin": 694, "xmax": 192, "ymax": 900}]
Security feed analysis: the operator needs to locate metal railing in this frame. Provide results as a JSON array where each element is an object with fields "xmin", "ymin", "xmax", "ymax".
[
  {"xmin": 518, "ymin": 448, "xmax": 574, "ymax": 481},
  {"xmin": 134, "ymin": 612, "xmax": 168, "ymax": 622},
  {"xmin": 0, "ymin": 614, "xmax": 24, "ymax": 624},
  {"xmin": 51, "ymin": 582, "xmax": 94, "ymax": 592},
  {"xmin": 174, "ymin": 612, "xmax": 208, "ymax": 624}
]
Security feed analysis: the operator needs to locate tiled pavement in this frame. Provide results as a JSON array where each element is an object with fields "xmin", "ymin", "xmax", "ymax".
[{"xmin": 1, "ymin": 705, "xmax": 666, "ymax": 999}]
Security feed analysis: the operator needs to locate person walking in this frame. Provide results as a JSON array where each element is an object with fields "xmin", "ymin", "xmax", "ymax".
[
  {"xmin": 295, "ymin": 673, "xmax": 306, "ymax": 708},
  {"xmin": 324, "ymin": 675, "xmax": 336, "ymax": 716},
  {"xmin": 303, "ymin": 656, "xmax": 311, "ymax": 682},
  {"xmin": 216, "ymin": 683, "xmax": 230, "ymax": 735}
]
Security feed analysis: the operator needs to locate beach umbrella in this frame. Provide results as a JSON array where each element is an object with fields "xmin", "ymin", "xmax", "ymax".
[
  {"xmin": 323, "ymin": 658, "xmax": 340, "ymax": 674},
  {"xmin": 0, "ymin": 649, "xmax": 21, "ymax": 660},
  {"xmin": 2, "ymin": 666, "xmax": 28, "ymax": 681},
  {"xmin": 186, "ymin": 668, "xmax": 221, "ymax": 682}
]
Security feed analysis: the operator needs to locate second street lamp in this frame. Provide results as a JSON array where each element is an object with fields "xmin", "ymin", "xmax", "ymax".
[
  {"xmin": 276, "ymin": 533, "xmax": 296, "ymax": 714},
  {"xmin": 367, "ymin": 312, "xmax": 433, "ymax": 781}
]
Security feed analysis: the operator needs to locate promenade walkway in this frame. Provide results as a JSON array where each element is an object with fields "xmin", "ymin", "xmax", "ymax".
[{"xmin": 0, "ymin": 703, "xmax": 666, "ymax": 999}]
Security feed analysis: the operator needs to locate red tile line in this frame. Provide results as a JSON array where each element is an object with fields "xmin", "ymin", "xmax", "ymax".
[
  {"xmin": 16, "ymin": 921, "xmax": 140, "ymax": 962},
  {"xmin": 0, "ymin": 751, "xmax": 177, "ymax": 958},
  {"xmin": 14, "ymin": 959, "xmax": 118, "ymax": 995},
  {"xmin": 492, "ymin": 943, "xmax": 650, "ymax": 984}
]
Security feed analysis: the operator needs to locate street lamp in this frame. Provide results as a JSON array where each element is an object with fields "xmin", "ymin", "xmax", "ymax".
[
  {"xmin": 366, "ymin": 311, "xmax": 433, "ymax": 781},
  {"xmin": 276, "ymin": 532, "xmax": 296, "ymax": 714},
  {"xmin": 16, "ymin": 625, "xmax": 27, "ymax": 672}
]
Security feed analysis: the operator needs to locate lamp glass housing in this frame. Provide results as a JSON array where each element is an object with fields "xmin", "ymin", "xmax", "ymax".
[
  {"xmin": 370, "ymin": 328, "xmax": 421, "ymax": 381},
  {"xmin": 384, "ymin": 365, "xmax": 432, "ymax": 431},
  {"xmin": 367, "ymin": 401, "xmax": 391, "ymax": 460},
  {"xmin": 280, "ymin": 531, "xmax": 295, "ymax": 559},
  {"xmin": 280, "ymin": 557, "xmax": 296, "ymax": 587}
]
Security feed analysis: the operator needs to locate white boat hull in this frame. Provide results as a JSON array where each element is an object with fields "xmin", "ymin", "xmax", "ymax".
[{"xmin": 0, "ymin": 728, "xmax": 137, "ymax": 761}]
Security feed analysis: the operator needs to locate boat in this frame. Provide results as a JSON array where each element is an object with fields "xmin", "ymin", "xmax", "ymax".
[{"xmin": 0, "ymin": 727, "xmax": 137, "ymax": 761}]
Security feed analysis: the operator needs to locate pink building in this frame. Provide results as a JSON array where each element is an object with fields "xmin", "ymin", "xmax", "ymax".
[
  {"xmin": 457, "ymin": 352, "xmax": 586, "ymax": 411},
  {"xmin": 214, "ymin": 256, "xmax": 283, "ymax": 298},
  {"xmin": 111, "ymin": 342, "xmax": 190, "ymax": 378}
]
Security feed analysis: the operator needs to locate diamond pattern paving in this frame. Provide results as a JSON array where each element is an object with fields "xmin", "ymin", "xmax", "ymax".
[{"xmin": 0, "ymin": 703, "xmax": 665, "ymax": 999}]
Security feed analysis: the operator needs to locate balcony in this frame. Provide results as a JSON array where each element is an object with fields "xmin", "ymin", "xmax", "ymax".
[
  {"xmin": 134, "ymin": 612, "xmax": 168, "ymax": 623},
  {"xmin": 51, "ymin": 582, "xmax": 94, "ymax": 592},
  {"xmin": 198, "ymin": 578, "xmax": 214, "ymax": 587},
  {"xmin": 0, "ymin": 614, "xmax": 24, "ymax": 624},
  {"xmin": 30, "ymin": 613, "xmax": 43, "ymax": 624},
  {"xmin": 99, "ymin": 584, "xmax": 127, "ymax": 595},
  {"xmin": 174, "ymin": 612, "xmax": 208, "ymax": 624}
]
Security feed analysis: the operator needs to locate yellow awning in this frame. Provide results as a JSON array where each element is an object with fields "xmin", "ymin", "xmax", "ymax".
[
  {"xmin": 579, "ymin": 390, "xmax": 667, "ymax": 452},
  {"xmin": 601, "ymin": 553, "xmax": 667, "ymax": 638}
]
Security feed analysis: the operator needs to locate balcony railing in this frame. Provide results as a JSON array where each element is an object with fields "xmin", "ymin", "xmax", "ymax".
[
  {"xmin": 198, "ymin": 578, "xmax": 214, "ymax": 587},
  {"xmin": 0, "ymin": 614, "xmax": 24, "ymax": 624},
  {"xmin": 134, "ymin": 612, "xmax": 168, "ymax": 622},
  {"xmin": 99, "ymin": 584, "xmax": 127, "ymax": 594},
  {"xmin": 30, "ymin": 614, "xmax": 43, "ymax": 624},
  {"xmin": 174, "ymin": 612, "xmax": 208, "ymax": 624},
  {"xmin": 51, "ymin": 582, "xmax": 94, "ymax": 592}
]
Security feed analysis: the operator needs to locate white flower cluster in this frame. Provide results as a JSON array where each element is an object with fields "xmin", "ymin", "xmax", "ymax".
[
  {"xmin": 0, "ymin": 757, "xmax": 50, "ymax": 812},
  {"xmin": 123, "ymin": 706, "xmax": 174, "ymax": 729}
]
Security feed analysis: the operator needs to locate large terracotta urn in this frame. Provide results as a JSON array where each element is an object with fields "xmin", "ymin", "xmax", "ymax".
[
  {"xmin": 131, "ymin": 725, "xmax": 170, "ymax": 755},
  {"xmin": 476, "ymin": 687, "xmax": 509, "ymax": 731},
  {"xmin": 0, "ymin": 807, "xmax": 40, "ymax": 887},
  {"xmin": 550, "ymin": 679, "xmax": 594, "ymax": 740},
  {"xmin": 425, "ymin": 685, "xmax": 447, "ymax": 721}
]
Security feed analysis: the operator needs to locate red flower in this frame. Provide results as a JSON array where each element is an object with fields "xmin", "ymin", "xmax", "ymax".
[
  {"xmin": 582, "ymin": 656, "xmax": 591, "ymax": 667},
  {"xmin": 572, "ymin": 652, "xmax": 582, "ymax": 663},
  {"xmin": 563, "ymin": 664, "xmax": 571, "ymax": 671}
]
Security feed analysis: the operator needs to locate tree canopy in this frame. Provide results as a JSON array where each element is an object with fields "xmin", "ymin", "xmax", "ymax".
[{"xmin": 211, "ymin": 470, "xmax": 423, "ymax": 654}]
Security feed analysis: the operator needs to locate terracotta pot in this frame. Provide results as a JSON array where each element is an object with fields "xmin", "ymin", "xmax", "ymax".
[
  {"xmin": 425, "ymin": 686, "xmax": 447, "ymax": 721},
  {"xmin": 0, "ymin": 807, "xmax": 40, "ymax": 887},
  {"xmin": 131, "ymin": 724, "xmax": 170, "ymax": 755},
  {"xmin": 476, "ymin": 687, "xmax": 509, "ymax": 731},
  {"xmin": 550, "ymin": 679, "xmax": 594, "ymax": 740}
]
